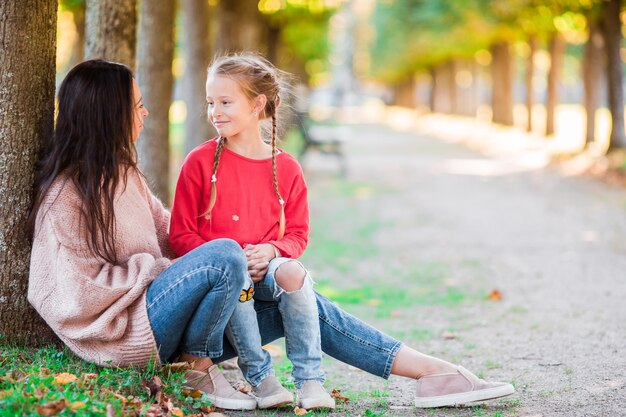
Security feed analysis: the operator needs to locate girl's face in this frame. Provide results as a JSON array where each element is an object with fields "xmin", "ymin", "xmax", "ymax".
[
  {"xmin": 132, "ymin": 79, "xmax": 149, "ymax": 141},
  {"xmin": 206, "ymin": 75, "xmax": 261, "ymax": 140}
]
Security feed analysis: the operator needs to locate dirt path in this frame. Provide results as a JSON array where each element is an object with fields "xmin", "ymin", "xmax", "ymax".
[{"xmin": 229, "ymin": 115, "xmax": 626, "ymax": 417}]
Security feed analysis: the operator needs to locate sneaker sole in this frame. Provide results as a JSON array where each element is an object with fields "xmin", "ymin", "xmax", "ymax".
[
  {"xmin": 298, "ymin": 398, "xmax": 336, "ymax": 410},
  {"xmin": 185, "ymin": 386, "xmax": 257, "ymax": 411},
  {"xmin": 256, "ymin": 392, "xmax": 294, "ymax": 409},
  {"xmin": 414, "ymin": 383, "xmax": 515, "ymax": 408}
]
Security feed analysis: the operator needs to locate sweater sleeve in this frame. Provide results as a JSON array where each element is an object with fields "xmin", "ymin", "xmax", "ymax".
[
  {"xmin": 29, "ymin": 201, "xmax": 171, "ymax": 343},
  {"xmin": 169, "ymin": 155, "xmax": 207, "ymax": 256},
  {"xmin": 267, "ymin": 163, "xmax": 309, "ymax": 258}
]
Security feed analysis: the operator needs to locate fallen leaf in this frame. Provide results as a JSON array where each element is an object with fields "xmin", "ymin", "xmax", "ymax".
[
  {"xmin": 53, "ymin": 373, "xmax": 77, "ymax": 384},
  {"xmin": 69, "ymin": 401, "xmax": 86, "ymax": 411},
  {"xmin": 294, "ymin": 406, "xmax": 309, "ymax": 415},
  {"xmin": 330, "ymin": 389, "xmax": 350, "ymax": 403},
  {"xmin": 36, "ymin": 399, "xmax": 68, "ymax": 416},
  {"xmin": 171, "ymin": 407, "xmax": 184, "ymax": 417},
  {"xmin": 487, "ymin": 289, "xmax": 502, "ymax": 301},
  {"xmin": 0, "ymin": 390, "xmax": 12, "ymax": 400},
  {"xmin": 144, "ymin": 375, "xmax": 163, "ymax": 403},
  {"xmin": 441, "ymin": 331, "xmax": 457, "ymax": 339},
  {"xmin": 200, "ymin": 405, "xmax": 216, "ymax": 413},
  {"xmin": 235, "ymin": 380, "xmax": 251, "ymax": 394},
  {"xmin": 166, "ymin": 361, "xmax": 193, "ymax": 372},
  {"xmin": 182, "ymin": 388, "xmax": 203, "ymax": 398},
  {"xmin": 39, "ymin": 368, "xmax": 51, "ymax": 376},
  {"xmin": 82, "ymin": 373, "xmax": 98, "ymax": 382}
]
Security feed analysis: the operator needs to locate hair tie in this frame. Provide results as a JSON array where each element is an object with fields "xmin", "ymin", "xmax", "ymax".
[
  {"xmin": 211, "ymin": 175, "xmax": 217, "ymax": 183},
  {"xmin": 279, "ymin": 198, "xmax": 284, "ymax": 205}
]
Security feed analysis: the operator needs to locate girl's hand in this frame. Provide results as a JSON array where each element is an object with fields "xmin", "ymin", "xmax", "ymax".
[{"xmin": 245, "ymin": 244, "xmax": 278, "ymax": 281}]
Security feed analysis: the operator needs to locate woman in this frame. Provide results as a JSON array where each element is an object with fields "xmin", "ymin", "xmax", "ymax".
[{"xmin": 27, "ymin": 60, "xmax": 514, "ymax": 411}]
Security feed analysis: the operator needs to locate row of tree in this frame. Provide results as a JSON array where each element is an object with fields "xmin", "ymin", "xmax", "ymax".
[
  {"xmin": 0, "ymin": 0, "xmax": 335, "ymax": 345},
  {"xmin": 372, "ymin": 0, "xmax": 626, "ymax": 150}
]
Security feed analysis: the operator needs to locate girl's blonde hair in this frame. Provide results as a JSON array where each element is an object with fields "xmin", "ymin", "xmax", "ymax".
[{"xmin": 202, "ymin": 53, "xmax": 287, "ymax": 240}]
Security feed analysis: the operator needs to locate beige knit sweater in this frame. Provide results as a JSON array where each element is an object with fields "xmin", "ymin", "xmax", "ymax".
[{"xmin": 28, "ymin": 169, "xmax": 173, "ymax": 367}]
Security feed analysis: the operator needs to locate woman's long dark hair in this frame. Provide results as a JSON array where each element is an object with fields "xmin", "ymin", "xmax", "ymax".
[{"xmin": 27, "ymin": 60, "xmax": 137, "ymax": 263}]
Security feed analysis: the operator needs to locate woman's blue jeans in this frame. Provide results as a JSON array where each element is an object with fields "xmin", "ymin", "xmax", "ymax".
[{"xmin": 147, "ymin": 239, "xmax": 402, "ymax": 380}]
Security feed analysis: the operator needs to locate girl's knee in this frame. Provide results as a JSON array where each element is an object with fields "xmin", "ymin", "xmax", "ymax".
[{"xmin": 274, "ymin": 260, "xmax": 307, "ymax": 292}]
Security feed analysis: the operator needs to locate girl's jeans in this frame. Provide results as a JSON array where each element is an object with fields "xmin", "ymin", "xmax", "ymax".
[
  {"xmin": 225, "ymin": 258, "xmax": 323, "ymax": 388},
  {"xmin": 147, "ymin": 240, "xmax": 403, "ymax": 382},
  {"xmin": 146, "ymin": 239, "xmax": 247, "ymax": 361}
]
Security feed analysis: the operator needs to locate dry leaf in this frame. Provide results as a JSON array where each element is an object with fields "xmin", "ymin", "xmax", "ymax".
[
  {"xmin": 82, "ymin": 373, "xmax": 98, "ymax": 382},
  {"xmin": 53, "ymin": 373, "xmax": 77, "ymax": 385},
  {"xmin": 36, "ymin": 399, "xmax": 68, "ymax": 416},
  {"xmin": 441, "ymin": 331, "xmax": 457, "ymax": 339},
  {"xmin": 167, "ymin": 362, "xmax": 193, "ymax": 372},
  {"xmin": 487, "ymin": 289, "xmax": 503, "ymax": 301},
  {"xmin": 0, "ymin": 390, "xmax": 12, "ymax": 400},
  {"xmin": 182, "ymin": 388, "xmax": 203, "ymax": 398},
  {"xmin": 294, "ymin": 406, "xmax": 309, "ymax": 415},
  {"xmin": 235, "ymin": 380, "xmax": 251, "ymax": 394},
  {"xmin": 330, "ymin": 388, "xmax": 350, "ymax": 403},
  {"xmin": 145, "ymin": 375, "xmax": 163, "ymax": 403},
  {"xmin": 200, "ymin": 405, "xmax": 216, "ymax": 413},
  {"xmin": 69, "ymin": 401, "xmax": 86, "ymax": 411},
  {"xmin": 171, "ymin": 407, "xmax": 184, "ymax": 417}
]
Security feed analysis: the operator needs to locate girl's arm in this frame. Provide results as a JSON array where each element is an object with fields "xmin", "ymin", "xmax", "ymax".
[
  {"xmin": 169, "ymin": 158, "xmax": 208, "ymax": 256},
  {"xmin": 266, "ymin": 166, "xmax": 309, "ymax": 258}
]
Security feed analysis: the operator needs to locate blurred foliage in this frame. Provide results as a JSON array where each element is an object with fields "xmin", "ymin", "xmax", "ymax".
[{"xmin": 369, "ymin": 0, "xmax": 602, "ymax": 83}]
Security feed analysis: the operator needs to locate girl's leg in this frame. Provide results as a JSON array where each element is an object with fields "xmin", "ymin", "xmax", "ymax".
[{"xmin": 146, "ymin": 239, "xmax": 256, "ymax": 410}]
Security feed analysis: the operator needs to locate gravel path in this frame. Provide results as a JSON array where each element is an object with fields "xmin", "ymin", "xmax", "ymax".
[{"xmin": 227, "ymin": 114, "xmax": 626, "ymax": 417}]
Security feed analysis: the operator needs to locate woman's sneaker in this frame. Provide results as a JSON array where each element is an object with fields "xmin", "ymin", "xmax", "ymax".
[
  {"xmin": 184, "ymin": 366, "xmax": 257, "ymax": 410},
  {"xmin": 414, "ymin": 366, "xmax": 515, "ymax": 408},
  {"xmin": 253, "ymin": 375, "xmax": 293, "ymax": 409},
  {"xmin": 297, "ymin": 381, "xmax": 335, "ymax": 410}
]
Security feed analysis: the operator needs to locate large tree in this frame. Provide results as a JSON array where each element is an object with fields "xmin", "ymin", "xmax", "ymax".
[
  {"xmin": 136, "ymin": 0, "xmax": 176, "ymax": 202},
  {"xmin": 85, "ymin": 0, "xmax": 137, "ymax": 69},
  {"xmin": 545, "ymin": 32, "xmax": 566, "ymax": 136},
  {"xmin": 601, "ymin": 0, "xmax": 626, "ymax": 149},
  {"xmin": 181, "ymin": 0, "xmax": 212, "ymax": 156},
  {"xmin": 0, "ymin": 0, "xmax": 59, "ymax": 345},
  {"xmin": 583, "ymin": 12, "xmax": 603, "ymax": 145},
  {"xmin": 490, "ymin": 41, "xmax": 514, "ymax": 126}
]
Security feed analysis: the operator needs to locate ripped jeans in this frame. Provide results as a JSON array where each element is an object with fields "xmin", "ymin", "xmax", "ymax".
[{"xmin": 225, "ymin": 257, "xmax": 323, "ymax": 388}]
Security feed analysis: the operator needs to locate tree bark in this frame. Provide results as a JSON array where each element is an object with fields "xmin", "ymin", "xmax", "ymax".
[
  {"xmin": 136, "ymin": 0, "xmax": 175, "ymax": 203},
  {"xmin": 490, "ymin": 42, "xmax": 514, "ymax": 126},
  {"xmin": 526, "ymin": 36, "xmax": 537, "ymax": 132},
  {"xmin": 181, "ymin": 0, "xmax": 213, "ymax": 156},
  {"xmin": 431, "ymin": 64, "xmax": 453, "ymax": 113},
  {"xmin": 0, "ymin": 0, "xmax": 59, "ymax": 345},
  {"xmin": 546, "ymin": 33, "xmax": 565, "ymax": 136},
  {"xmin": 583, "ymin": 15, "xmax": 603, "ymax": 145},
  {"xmin": 393, "ymin": 75, "xmax": 416, "ymax": 108},
  {"xmin": 215, "ymin": 0, "xmax": 263, "ymax": 54},
  {"xmin": 601, "ymin": 0, "xmax": 626, "ymax": 150},
  {"xmin": 85, "ymin": 0, "xmax": 137, "ymax": 70}
]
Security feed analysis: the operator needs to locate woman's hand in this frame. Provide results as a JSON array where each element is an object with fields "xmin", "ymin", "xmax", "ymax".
[{"xmin": 244, "ymin": 243, "xmax": 278, "ymax": 283}]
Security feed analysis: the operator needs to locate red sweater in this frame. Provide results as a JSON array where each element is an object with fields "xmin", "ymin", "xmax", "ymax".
[{"xmin": 170, "ymin": 139, "xmax": 309, "ymax": 258}]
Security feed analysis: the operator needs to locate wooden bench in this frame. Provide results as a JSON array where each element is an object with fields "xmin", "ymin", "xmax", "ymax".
[{"xmin": 294, "ymin": 111, "xmax": 347, "ymax": 175}]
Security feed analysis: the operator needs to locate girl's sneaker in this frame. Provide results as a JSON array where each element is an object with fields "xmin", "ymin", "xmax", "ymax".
[
  {"xmin": 184, "ymin": 366, "xmax": 257, "ymax": 410},
  {"xmin": 253, "ymin": 375, "xmax": 293, "ymax": 409},
  {"xmin": 297, "ymin": 381, "xmax": 335, "ymax": 410},
  {"xmin": 414, "ymin": 366, "xmax": 514, "ymax": 408}
]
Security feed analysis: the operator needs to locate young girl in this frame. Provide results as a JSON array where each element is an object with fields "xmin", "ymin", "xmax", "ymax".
[{"xmin": 169, "ymin": 54, "xmax": 335, "ymax": 410}]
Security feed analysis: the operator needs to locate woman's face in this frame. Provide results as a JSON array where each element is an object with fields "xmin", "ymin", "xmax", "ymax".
[
  {"xmin": 132, "ymin": 79, "xmax": 149, "ymax": 141},
  {"xmin": 206, "ymin": 75, "xmax": 262, "ymax": 140}
]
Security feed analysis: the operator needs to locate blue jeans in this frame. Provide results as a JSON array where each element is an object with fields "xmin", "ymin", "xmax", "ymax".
[
  {"xmin": 146, "ymin": 239, "xmax": 247, "ymax": 362},
  {"xmin": 217, "ymin": 291, "xmax": 403, "ymax": 380},
  {"xmin": 225, "ymin": 258, "xmax": 323, "ymax": 388}
]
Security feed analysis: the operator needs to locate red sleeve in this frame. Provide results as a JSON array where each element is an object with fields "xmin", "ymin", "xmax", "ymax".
[
  {"xmin": 169, "ymin": 153, "xmax": 208, "ymax": 256},
  {"xmin": 267, "ymin": 160, "xmax": 309, "ymax": 258}
]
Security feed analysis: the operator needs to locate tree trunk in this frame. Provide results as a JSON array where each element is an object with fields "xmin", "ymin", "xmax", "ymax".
[
  {"xmin": 136, "ymin": 0, "xmax": 175, "ymax": 203},
  {"xmin": 583, "ymin": 15, "xmax": 604, "ymax": 145},
  {"xmin": 0, "ymin": 0, "xmax": 59, "ymax": 345},
  {"xmin": 85, "ymin": 0, "xmax": 137, "ymax": 70},
  {"xmin": 601, "ymin": 0, "xmax": 626, "ymax": 150},
  {"xmin": 526, "ymin": 36, "xmax": 537, "ymax": 132},
  {"xmin": 68, "ymin": 3, "xmax": 86, "ymax": 70},
  {"xmin": 215, "ymin": 0, "xmax": 263, "ymax": 54},
  {"xmin": 267, "ymin": 24, "xmax": 281, "ymax": 65},
  {"xmin": 490, "ymin": 42, "xmax": 514, "ymax": 126},
  {"xmin": 393, "ymin": 75, "xmax": 416, "ymax": 108},
  {"xmin": 182, "ymin": 0, "xmax": 213, "ymax": 156},
  {"xmin": 431, "ymin": 64, "xmax": 453, "ymax": 113},
  {"xmin": 546, "ymin": 33, "xmax": 565, "ymax": 136}
]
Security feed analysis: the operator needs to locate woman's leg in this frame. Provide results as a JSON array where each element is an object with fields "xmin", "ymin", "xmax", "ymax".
[{"xmin": 145, "ymin": 239, "xmax": 257, "ymax": 411}]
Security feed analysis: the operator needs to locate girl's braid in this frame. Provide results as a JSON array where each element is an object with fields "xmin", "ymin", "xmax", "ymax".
[
  {"xmin": 271, "ymin": 111, "xmax": 285, "ymax": 240},
  {"xmin": 201, "ymin": 136, "xmax": 227, "ymax": 219}
]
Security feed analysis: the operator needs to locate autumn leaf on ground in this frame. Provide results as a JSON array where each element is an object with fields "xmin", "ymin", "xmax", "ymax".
[
  {"xmin": 144, "ymin": 375, "xmax": 163, "ymax": 403},
  {"xmin": 441, "ymin": 331, "xmax": 457, "ymax": 339},
  {"xmin": 294, "ymin": 406, "xmax": 309, "ymax": 415},
  {"xmin": 487, "ymin": 289, "xmax": 503, "ymax": 301},
  {"xmin": 36, "ymin": 399, "xmax": 68, "ymax": 416},
  {"xmin": 182, "ymin": 388, "xmax": 203, "ymax": 398},
  {"xmin": 330, "ymin": 389, "xmax": 350, "ymax": 403},
  {"xmin": 68, "ymin": 401, "xmax": 86, "ymax": 412},
  {"xmin": 200, "ymin": 405, "xmax": 216, "ymax": 413},
  {"xmin": 235, "ymin": 380, "xmax": 251, "ymax": 393},
  {"xmin": 82, "ymin": 373, "xmax": 98, "ymax": 382},
  {"xmin": 53, "ymin": 373, "xmax": 77, "ymax": 384},
  {"xmin": 171, "ymin": 407, "xmax": 184, "ymax": 417}
]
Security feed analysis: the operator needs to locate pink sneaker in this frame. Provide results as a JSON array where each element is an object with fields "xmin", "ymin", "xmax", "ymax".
[
  {"xmin": 414, "ymin": 366, "xmax": 514, "ymax": 408},
  {"xmin": 184, "ymin": 365, "xmax": 257, "ymax": 410}
]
